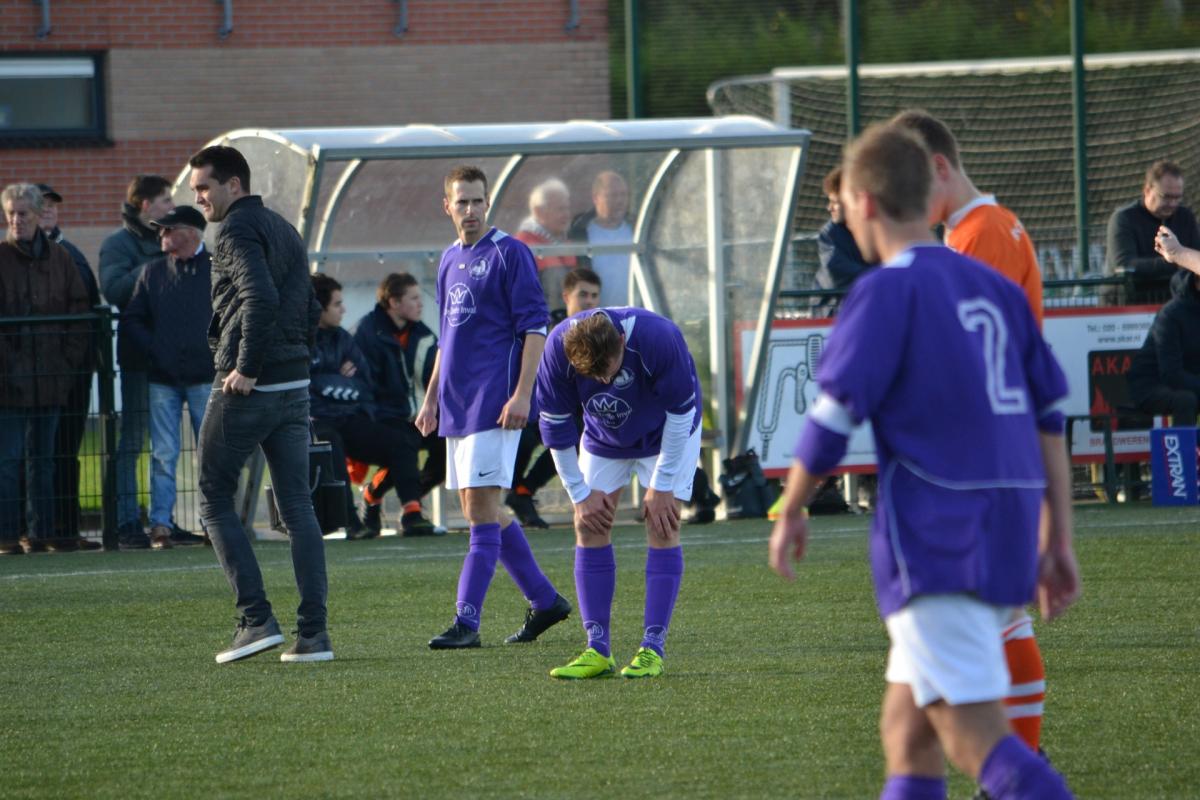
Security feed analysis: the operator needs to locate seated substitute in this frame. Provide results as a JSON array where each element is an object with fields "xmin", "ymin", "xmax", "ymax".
[
  {"xmin": 812, "ymin": 165, "xmax": 873, "ymax": 316},
  {"xmin": 352, "ymin": 272, "xmax": 445, "ymax": 536},
  {"xmin": 1104, "ymin": 160, "xmax": 1200, "ymax": 304},
  {"xmin": 311, "ymin": 273, "xmax": 439, "ymax": 538},
  {"xmin": 768, "ymin": 124, "xmax": 1078, "ymax": 799},
  {"xmin": 1127, "ymin": 268, "xmax": 1200, "ymax": 424},
  {"xmin": 537, "ymin": 308, "xmax": 702, "ymax": 680}
]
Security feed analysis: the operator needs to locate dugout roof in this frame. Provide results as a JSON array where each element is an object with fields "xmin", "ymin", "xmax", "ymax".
[{"xmin": 174, "ymin": 117, "xmax": 811, "ymax": 473}]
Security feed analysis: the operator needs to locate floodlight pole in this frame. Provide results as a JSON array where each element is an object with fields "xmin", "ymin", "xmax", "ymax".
[
  {"xmin": 844, "ymin": 0, "xmax": 861, "ymax": 137},
  {"xmin": 1070, "ymin": 0, "xmax": 1090, "ymax": 276},
  {"xmin": 625, "ymin": 0, "xmax": 641, "ymax": 118}
]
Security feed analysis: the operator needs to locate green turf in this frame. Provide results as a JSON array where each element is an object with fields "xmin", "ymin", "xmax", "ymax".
[{"xmin": 1, "ymin": 505, "xmax": 1196, "ymax": 798}]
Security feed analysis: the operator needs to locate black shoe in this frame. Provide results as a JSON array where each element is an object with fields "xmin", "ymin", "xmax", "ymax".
[
  {"xmin": 19, "ymin": 535, "xmax": 47, "ymax": 554},
  {"xmin": 44, "ymin": 536, "xmax": 80, "ymax": 553},
  {"xmin": 401, "ymin": 510, "xmax": 437, "ymax": 537},
  {"xmin": 361, "ymin": 502, "xmax": 383, "ymax": 538},
  {"xmin": 169, "ymin": 524, "xmax": 206, "ymax": 547},
  {"xmin": 684, "ymin": 506, "xmax": 716, "ymax": 525},
  {"xmin": 504, "ymin": 593, "xmax": 572, "ymax": 644},
  {"xmin": 429, "ymin": 622, "xmax": 481, "ymax": 650},
  {"xmin": 343, "ymin": 510, "xmax": 372, "ymax": 541},
  {"xmin": 505, "ymin": 491, "xmax": 549, "ymax": 529},
  {"xmin": 117, "ymin": 524, "xmax": 151, "ymax": 551},
  {"xmin": 280, "ymin": 630, "xmax": 334, "ymax": 662},
  {"xmin": 0, "ymin": 540, "xmax": 25, "ymax": 556},
  {"xmin": 215, "ymin": 616, "xmax": 285, "ymax": 664}
]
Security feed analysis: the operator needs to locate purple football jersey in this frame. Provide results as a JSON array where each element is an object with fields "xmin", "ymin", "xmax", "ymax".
[
  {"xmin": 799, "ymin": 245, "xmax": 1068, "ymax": 617},
  {"xmin": 537, "ymin": 307, "xmax": 702, "ymax": 459},
  {"xmin": 435, "ymin": 228, "xmax": 550, "ymax": 437}
]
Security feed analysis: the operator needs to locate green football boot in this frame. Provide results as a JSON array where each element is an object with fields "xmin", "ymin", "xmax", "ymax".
[
  {"xmin": 549, "ymin": 647, "xmax": 616, "ymax": 680},
  {"xmin": 620, "ymin": 647, "xmax": 664, "ymax": 679}
]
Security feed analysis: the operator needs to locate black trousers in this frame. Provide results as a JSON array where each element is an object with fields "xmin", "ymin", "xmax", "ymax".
[
  {"xmin": 314, "ymin": 413, "xmax": 428, "ymax": 506},
  {"xmin": 1135, "ymin": 386, "xmax": 1199, "ymax": 426}
]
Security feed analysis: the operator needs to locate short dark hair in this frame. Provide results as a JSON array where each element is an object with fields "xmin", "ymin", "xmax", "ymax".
[
  {"xmin": 822, "ymin": 166, "xmax": 842, "ymax": 196},
  {"xmin": 842, "ymin": 123, "xmax": 932, "ymax": 224},
  {"xmin": 563, "ymin": 267, "xmax": 602, "ymax": 293},
  {"xmin": 311, "ymin": 273, "xmax": 342, "ymax": 310},
  {"xmin": 189, "ymin": 145, "xmax": 252, "ymax": 193},
  {"xmin": 1145, "ymin": 159, "xmax": 1183, "ymax": 187},
  {"xmin": 889, "ymin": 109, "xmax": 961, "ymax": 170},
  {"xmin": 376, "ymin": 272, "xmax": 418, "ymax": 306},
  {"xmin": 127, "ymin": 175, "xmax": 172, "ymax": 208},
  {"xmin": 563, "ymin": 313, "xmax": 623, "ymax": 379},
  {"xmin": 444, "ymin": 165, "xmax": 489, "ymax": 197}
]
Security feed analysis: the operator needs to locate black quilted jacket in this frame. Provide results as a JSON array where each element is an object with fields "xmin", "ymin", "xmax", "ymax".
[{"xmin": 208, "ymin": 195, "xmax": 320, "ymax": 386}]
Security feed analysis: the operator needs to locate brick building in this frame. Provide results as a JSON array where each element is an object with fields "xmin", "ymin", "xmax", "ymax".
[{"xmin": 0, "ymin": 0, "xmax": 611, "ymax": 267}]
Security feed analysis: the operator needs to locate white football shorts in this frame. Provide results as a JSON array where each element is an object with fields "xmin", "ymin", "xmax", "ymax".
[
  {"xmin": 579, "ymin": 426, "xmax": 702, "ymax": 501},
  {"xmin": 884, "ymin": 593, "xmax": 1014, "ymax": 708},
  {"xmin": 445, "ymin": 428, "xmax": 522, "ymax": 490}
]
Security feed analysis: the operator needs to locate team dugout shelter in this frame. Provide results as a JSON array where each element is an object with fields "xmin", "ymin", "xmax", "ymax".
[{"xmin": 173, "ymin": 118, "xmax": 812, "ymax": 526}]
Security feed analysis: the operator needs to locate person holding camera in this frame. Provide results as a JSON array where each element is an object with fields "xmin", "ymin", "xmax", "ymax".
[{"xmin": 189, "ymin": 146, "xmax": 331, "ymax": 665}]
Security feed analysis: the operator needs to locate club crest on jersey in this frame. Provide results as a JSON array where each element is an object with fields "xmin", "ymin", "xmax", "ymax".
[
  {"xmin": 586, "ymin": 392, "xmax": 633, "ymax": 428},
  {"xmin": 446, "ymin": 282, "xmax": 476, "ymax": 327},
  {"xmin": 612, "ymin": 367, "xmax": 634, "ymax": 390},
  {"xmin": 468, "ymin": 257, "xmax": 490, "ymax": 279}
]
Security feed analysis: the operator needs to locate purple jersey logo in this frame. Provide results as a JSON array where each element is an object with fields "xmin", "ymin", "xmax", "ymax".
[
  {"xmin": 612, "ymin": 367, "xmax": 634, "ymax": 390},
  {"xmin": 468, "ymin": 257, "xmax": 489, "ymax": 279},
  {"xmin": 446, "ymin": 282, "xmax": 476, "ymax": 327},
  {"xmin": 587, "ymin": 393, "xmax": 633, "ymax": 428}
]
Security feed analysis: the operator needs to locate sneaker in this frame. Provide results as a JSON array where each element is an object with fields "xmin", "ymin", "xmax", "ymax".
[
  {"xmin": 215, "ymin": 617, "xmax": 285, "ymax": 664},
  {"xmin": 428, "ymin": 621, "xmax": 481, "ymax": 650},
  {"xmin": 401, "ymin": 510, "xmax": 437, "ymax": 537},
  {"xmin": 117, "ymin": 525, "xmax": 151, "ymax": 551},
  {"xmin": 149, "ymin": 525, "xmax": 174, "ymax": 550},
  {"xmin": 361, "ymin": 501, "xmax": 383, "ymax": 538},
  {"xmin": 505, "ymin": 491, "xmax": 549, "ymax": 529},
  {"xmin": 433, "ymin": 524, "xmax": 449, "ymax": 536},
  {"xmin": 169, "ymin": 524, "xmax": 206, "ymax": 547},
  {"xmin": 72, "ymin": 536, "xmax": 103, "ymax": 551},
  {"xmin": 280, "ymin": 630, "xmax": 334, "ymax": 662},
  {"xmin": 550, "ymin": 647, "xmax": 616, "ymax": 679},
  {"xmin": 505, "ymin": 593, "xmax": 572, "ymax": 643},
  {"xmin": 44, "ymin": 537, "xmax": 80, "ymax": 553},
  {"xmin": 341, "ymin": 509, "xmax": 369, "ymax": 540},
  {"xmin": 684, "ymin": 506, "xmax": 715, "ymax": 525},
  {"xmin": 0, "ymin": 540, "xmax": 24, "ymax": 556},
  {"xmin": 19, "ymin": 535, "xmax": 47, "ymax": 554},
  {"xmin": 620, "ymin": 647, "xmax": 664, "ymax": 678}
]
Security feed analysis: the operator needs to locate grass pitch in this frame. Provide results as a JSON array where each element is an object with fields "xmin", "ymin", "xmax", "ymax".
[{"xmin": 1, "ymin": 505, "xmax": 1196, "ymax": 798}]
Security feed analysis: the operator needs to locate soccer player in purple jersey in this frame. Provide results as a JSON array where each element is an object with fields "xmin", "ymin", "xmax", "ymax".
[
  {"xmin": 536, "ymin": 308, "xmax": 702, "ymax": 679},
  {"xmin": 416, "ymin": 165, "xmax": 571, "ymax": 650},
  {"xmin": 768, "ymin": 125, "xmax": 1080, "ymax": 799}
]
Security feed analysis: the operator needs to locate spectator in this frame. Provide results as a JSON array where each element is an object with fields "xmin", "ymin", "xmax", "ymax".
[
  {"xmin": 100, "ymin": 174, "xmax": 175, "ymax": 549},
  {"xmin": 568, "ymin": 171, "xmax": 633, "ymax": 308},
  {"xmin": 812, "ymin": 166, "xmax": 873, "ymax": 316},
  {"xmin": 121, "ymin": 206, "xmax": 214, "ymax": 550},
  {"xmin": 352, "ymin": 272, "xmax": 443, "ymax": 537},
  {"xmin": 1127, "ymin": 268, "xmax": 1200, "ymax": 424},
  {"xmin": 0, "ymin": 183, "xmax": 90, "ymax": 555},
  {"xmin": 507, "ymin": 266, "xmax": 604, "ymax": 528},
  {"xmin": 1105, "ymin": 160, "xmax": 1200, "ymax": 304},
  {"xmin": 189, "ymin": 145, "xmax": 331, "ymax": 664},
  {"xmin": 516, "ymin": 179, "xmax": 577, "ymax": 315},
  {"xmin": 38, "ymin": 184, "xmax": 101, "ymax": 550},
  {"xmin": 313, "ymin": 273, "xmax": 439, "ymax": 538}
]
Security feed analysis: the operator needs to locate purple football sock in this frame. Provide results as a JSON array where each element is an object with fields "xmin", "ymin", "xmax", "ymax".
[
  {"xmin": 641, "ymin": 546, "xmax": 683, "ymax": 657},
  {"xmin": 980, "ymin": 735, "xmax": 1073, "ymax": 800},
  {"xmin": 453, "ymin": 523, "xmax": 502, "ymax": 631},
  {"xmin": 879, "ymin": 775, "xmax": 946, "ymax": 800},
  {"xmin": 499, "ymin": 520, "xmax": 557, "ymax": 610},
  {"xmin": 575, "ymin": 545, "xmax": 616, "ymax": 657}
]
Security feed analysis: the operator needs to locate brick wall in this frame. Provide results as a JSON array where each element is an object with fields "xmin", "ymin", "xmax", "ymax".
[{"xmin": 1, "ymin": 0, "xmax": 613, "ymax": 266}]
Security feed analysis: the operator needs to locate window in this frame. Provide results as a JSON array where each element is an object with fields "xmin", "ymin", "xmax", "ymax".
[{"xmin": 0, "ymin": 54, "xmax": 106, "ymax": 144}]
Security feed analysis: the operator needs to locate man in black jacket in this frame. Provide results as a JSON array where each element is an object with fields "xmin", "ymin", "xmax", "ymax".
[
  {"xmin": 189, "ymin": 145, "xmax": 331, "ymax": 664},
  {"xmin": 1104, "ymin": 160, "xmax": 1200, "ymax": 304},
  {"xmin": 1128, "ymin": 268, "xmax": 1200, "ymax": 423},
  {"xmin": 122, "ymin": 206, "xmax": 214, "ymax": 550},
  {"xmin": 310, "ymin": 273, "xmax": 438, "ymax": 539}
]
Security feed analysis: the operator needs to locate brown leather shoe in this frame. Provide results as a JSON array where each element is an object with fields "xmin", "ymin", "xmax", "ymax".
[{"xmin": 149, "ymin": 525, "xmax": 173, "ymax": 550}]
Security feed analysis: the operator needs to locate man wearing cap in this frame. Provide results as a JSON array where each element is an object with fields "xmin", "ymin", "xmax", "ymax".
[
  {"xmin": 121, "ymin": 206, "xmax": 213, "ymax": 550},
  {"xmin": 38, "ymin": 184, "xmax": 102, "ymax": 549}
]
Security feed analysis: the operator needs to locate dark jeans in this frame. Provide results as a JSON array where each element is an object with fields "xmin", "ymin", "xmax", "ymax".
[
  {"xmin": 1135, "ymin": 386, "xmax": 1199, "ymax": 426},
  {"xmin": 316, "ymin": 413, "xmax": 424, "ymax": 506},
  {"xmin": 366, "ymin": 417, "xmax": 446, "ymax": 501},
  {"xmin": 198, "ymin": 388, "xmax": 327, "ymax": 636},
  {"xmin": 0, "ymin": 407, "xmax": 60, "ymax": 541}
]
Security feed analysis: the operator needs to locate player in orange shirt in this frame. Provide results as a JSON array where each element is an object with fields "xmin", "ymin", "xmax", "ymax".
[
  {"xmin": 892, "ymin": 110, "xmax": 1044, "ymax": 328},
  {"xmin": 890, "ymin": 111, "xmax": 1052, "ymax": 783}
]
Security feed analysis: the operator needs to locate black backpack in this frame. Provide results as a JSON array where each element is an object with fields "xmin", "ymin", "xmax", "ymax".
[{"xmin": 719, "ymin": 449, "xmax": 777, "ymax": 519}]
